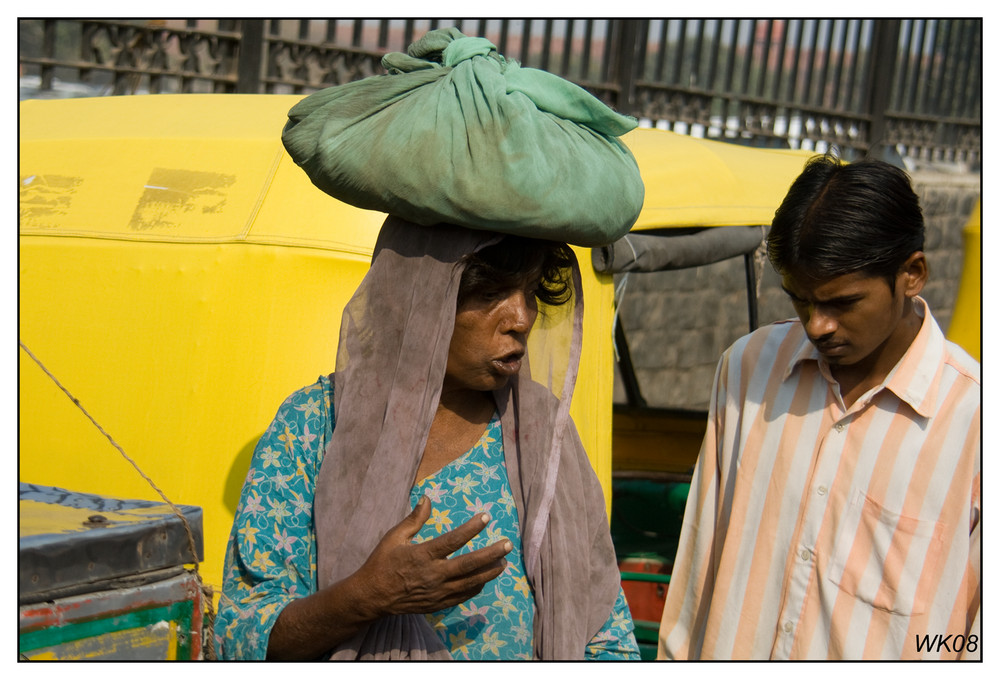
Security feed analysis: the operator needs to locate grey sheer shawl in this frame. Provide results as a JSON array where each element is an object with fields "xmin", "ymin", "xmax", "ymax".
[{"xmin": 313, "ymin": 216, "xmax": 620, "ymax": 659}]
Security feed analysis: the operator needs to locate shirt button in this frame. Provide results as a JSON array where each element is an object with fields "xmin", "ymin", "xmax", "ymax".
[
  {"xmin": 784, "ymin": 621, "xmax": 794, "ymax": 633},
  {"xmin": 800, "ymin": 549, "xmax": 810, "ymax": 561},
  {"xmin": 818, "ymin": 485, "xmax": 828, "ymax": 496},
  {"xmin": 835, "ymin": 423, "xmax": 845, "ymax": 432}
]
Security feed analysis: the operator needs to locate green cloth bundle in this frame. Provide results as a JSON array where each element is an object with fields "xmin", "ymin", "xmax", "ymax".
[{"xmin": 282, "ymin": 28, "xmax": 645, "ymax": 247}]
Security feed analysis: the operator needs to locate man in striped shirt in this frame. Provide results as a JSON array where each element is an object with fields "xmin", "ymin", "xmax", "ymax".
[{"xmin": 658, "ymin": 156, "xmax": 980, "ymax": 660}]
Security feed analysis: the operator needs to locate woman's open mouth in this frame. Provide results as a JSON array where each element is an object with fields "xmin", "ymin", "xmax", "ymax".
[{"xmin": 492, "ymin": 351, "xmax": 524, "ymax": 376}]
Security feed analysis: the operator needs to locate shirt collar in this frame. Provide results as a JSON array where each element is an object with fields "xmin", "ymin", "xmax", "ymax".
[{"xmin": 784, "ymin": 297, "xmax": 943, "ymax": 417}]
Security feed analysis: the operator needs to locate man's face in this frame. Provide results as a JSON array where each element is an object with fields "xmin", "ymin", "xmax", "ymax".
[{"xmin": 780, "ymin": 267, "xmax": 913, "ymax": 369}]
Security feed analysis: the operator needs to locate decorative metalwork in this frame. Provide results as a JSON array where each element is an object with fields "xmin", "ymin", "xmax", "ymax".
[
  {"xmin": 19, "ymin": 20, "xmax": 241, "ymax": 95},
  {"xmin": 634, "ymin": 84, "xmax": 715, "ymax": 129},
  {"xmin": 18, "ymin": 18, "xmax": 981, "ymax": 165},
  {"xmin": 263, "ymin": 39, "xmax": 384, "ymax": 94}
]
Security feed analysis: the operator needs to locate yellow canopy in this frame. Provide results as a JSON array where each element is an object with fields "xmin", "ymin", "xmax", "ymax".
[
  {"xmin": 18, "ymin": 94, "xmax": 615, "ymax": 596},
  {"xmin": 947, "ymin": 200, "xmax": 981, "ymax": 360},
  {"xmin": 623, "ymin": 126, "xmax": 813, "ymax": 230},
  {"xmin": 19, "ymin": 94, "xmax": 815, "ymax": 597}
]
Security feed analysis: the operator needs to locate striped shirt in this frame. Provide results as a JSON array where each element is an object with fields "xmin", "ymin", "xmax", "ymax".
[{"xmin": 658, "ymin": 298, "xmax": 980, "ymax": 660}]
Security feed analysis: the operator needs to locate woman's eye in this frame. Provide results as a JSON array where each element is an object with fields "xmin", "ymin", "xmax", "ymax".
[{"xmin": 474, "ymin": 290, "xmax": 504, "ymax": 304}]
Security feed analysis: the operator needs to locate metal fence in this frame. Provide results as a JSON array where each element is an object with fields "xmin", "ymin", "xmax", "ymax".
[{"xmin": 18, "ymin": 18, "xmax": 981, "ymax": 165}]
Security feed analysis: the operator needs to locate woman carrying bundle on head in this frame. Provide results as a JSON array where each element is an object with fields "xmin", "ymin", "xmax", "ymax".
[{"xmin": 215, "ymin": 28, "xmax": 645, "ymax": 661}]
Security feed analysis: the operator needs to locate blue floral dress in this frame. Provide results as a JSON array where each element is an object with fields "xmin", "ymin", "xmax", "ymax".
[{"xmin": 215, "ymin": 375, "xmax": 639, "ymax": 660}]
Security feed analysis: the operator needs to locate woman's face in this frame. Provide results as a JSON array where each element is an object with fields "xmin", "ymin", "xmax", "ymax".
[{"xmin": 444, "ymin": 276, "xmax": 540, "ymax": 394}]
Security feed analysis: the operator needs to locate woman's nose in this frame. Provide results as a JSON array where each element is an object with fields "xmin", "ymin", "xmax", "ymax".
[{"xmin": 502, "ymin": 291, "xmax": 536, "ymax": 334}]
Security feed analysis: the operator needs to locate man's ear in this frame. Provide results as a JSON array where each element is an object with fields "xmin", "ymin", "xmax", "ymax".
[{"xmin": 899, "ymin": 251, "xmax": 928, "ymax": 298}]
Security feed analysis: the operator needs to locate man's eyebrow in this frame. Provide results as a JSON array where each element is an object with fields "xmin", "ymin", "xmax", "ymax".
[
  {"xmin": 781, "ymin": 285, "xmax": 863, "ymax": 305},
  {"xmin": 821, "ymin": 294, "xmax": 864, "ymax": 305}
]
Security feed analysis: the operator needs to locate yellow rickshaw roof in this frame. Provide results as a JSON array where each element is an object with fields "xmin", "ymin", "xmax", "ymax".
[{"xmin": 20, "ymin": 94, "xmax": 814, "ymax": 246}]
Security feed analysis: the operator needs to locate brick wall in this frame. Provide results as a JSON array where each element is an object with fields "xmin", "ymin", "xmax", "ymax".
[{"xmin": 612, "ymin": 169, "xmax": 981, "ymax": 411}]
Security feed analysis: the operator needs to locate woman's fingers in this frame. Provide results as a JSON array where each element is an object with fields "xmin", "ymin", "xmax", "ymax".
[
  {"xmin": 364, "ymin": 499, "xmax": 515, "ymax": 615},
  {"xmin": 424, "ymin": 523, "xmax": 513, "ymax": 593},
  {"xmin": 446, "ymin": 550, "xmax": 510, "ymax": 592},
  {"xmin": 388, "ymin": 495, "xmax": 433, "ymax": 542},
  {"xmin": 446, "ymin": 537, "xmax": 512, "ymax": 576},
  {"xmin": 402, "ymin": 549, "xmax": 509, "ymax": 612},
  {"xmin": 423, "ymin": 511, "xmax": 493, "ymax": 559}
]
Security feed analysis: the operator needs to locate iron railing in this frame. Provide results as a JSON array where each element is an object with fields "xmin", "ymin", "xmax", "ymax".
[{"xmin": 18, "ymin": 18, "xmax": 981, "ymax": 165}]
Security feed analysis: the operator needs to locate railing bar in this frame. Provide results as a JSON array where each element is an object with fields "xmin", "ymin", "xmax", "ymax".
[
  {"xmin": 921, "ymin": 20, "xmax": 943, "ymax": 116},
  {"xmin": 377, "ymin": 19, "xmax": 389, "ymax": 49},
  {"xmin": 720, "ymin": 19, "xmax": 737, "ymax": 94},
  {"xmin": 653, "ymin": 19, "xmax": 669, "ymax": 82},
  {"xmin": 937, "ymin": 20, "xmax": 961, "ymax": 118},
  {"xmin": 756, "ymin": 19, "xmax": 773, "ymax": 98},
  {"xmin": 635, "ymin": 19, "xmax": 649, "ymax": 108},
  {"xmin": 351, "ymin": 19, "xmax": 363, "ymax": 47},
  {"xmin": 815, "ymin": 20, "xmax": 833, "ymax": 109},
  {"xmin": 908, "ymin": 20, "xmax": 931, "ymax": 113},
  {"xmin": 580, "ymin": 20, "xmax": 594, "ymax": 82},
  {"xmin": 691, "ymin": 19, "xmax": 705, "ymax": 88},
  {"xmin": 948, "ymin": 20, "xmax": 970, "ymax": 119},
  {"xmin": 740, "ymin": 20, "xmax": 756, "ymax": 95},
  {"xmin": 540, "ymin": 19, "xmax": 553, "ymax": 71},
  {"xmin": 723, "ymin": 20, "xmax": 744, "ymax": 134},
  {"xmin": 842, "ymin": 20, "xmax": 863, "ymax": 111},
  {"xmin": 671, "ymin": 19, "xmax": 686, "ymax": 85},
  {"xmin": 901, "ymin": 20, "xmax": 922, "ymax": 113},
  {"xmin": 892, "ymin": 19, "xmax": 913, "ymax": 111},
  {"xmin": 784, "ymin": 19, "xmax": 803, "ymax": 104},
  {"xmin": 600, "ymin": 21, "xmax": 615, "ymax": 84},
  {"xmin": 73, "ymin": 19, "xmax": 94, "ymax": 87},
  {"xmin": 951, "ymin": 20, "xmax": 972, "ymax": 120},
  {"xmin": 962, "ymin": 21, "xmax": 982, "ymax": 118},
  {"xmin": 402, "ymin": 20, "xmax": 414, "ymax": 49},
  {"xmin": 921, "ymin": 21, "xmax": 937, "ymax": 116},
  {"xmin": 801, "ymin": 19, "xmax": 819, "ymax": 106},
  {"xmin": 704, "ymin": 19, "xmax": 722, "ymax": 95},
  {"xmin": 828, "ymin": 20, "xmax": 847, "ymax": 111},
  {"xmin": 916, "ymin": 21, "xmax": 936, "ymax": 117},
  {"xmin": 520, "ymin": 18, "xmax": 532, "ymax": 65},
  {"xmin": 770, "ymin": 19, "xmax": 789, "ymax": 103},
  {"xmin": 560, "ymin": 19, "xmax": 575, "ymax": 74},
  {"xmin": 498, "ymin": 19, "xmax": 511, "ymax": 57},
  {"xmin": 957, "ymin": 19, "xmax": 980, "ymax": 120}
]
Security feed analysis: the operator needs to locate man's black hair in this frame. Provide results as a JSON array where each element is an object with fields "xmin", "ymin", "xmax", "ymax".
[{"xmin": 767, "ymin": 154, "xmax": 925, "ymax": 290}]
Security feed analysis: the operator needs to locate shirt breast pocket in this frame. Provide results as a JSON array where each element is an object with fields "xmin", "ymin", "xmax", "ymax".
[{"xmin": 826, "ymin": 488, "xmax": 945, "ymax": 616}]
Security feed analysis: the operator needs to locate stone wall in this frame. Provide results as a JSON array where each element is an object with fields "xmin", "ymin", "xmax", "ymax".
[{"xmin": 613, "ymin": 169, "xmax": 981, "ymax": 411}]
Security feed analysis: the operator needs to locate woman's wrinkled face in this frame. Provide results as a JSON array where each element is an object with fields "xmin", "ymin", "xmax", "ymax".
[{"xmin": 444, "ymin": 275, "xmax": 541, "ymax": 394}]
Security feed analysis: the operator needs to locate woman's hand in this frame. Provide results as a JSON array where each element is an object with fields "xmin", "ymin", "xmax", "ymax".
[
  {"xmin": 353, "ymin": 495, "xmax": 513, "ymax": 618},
  {"xmin": 266, "ymin": 496, "xmax": 511, "ymax": 660}
]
